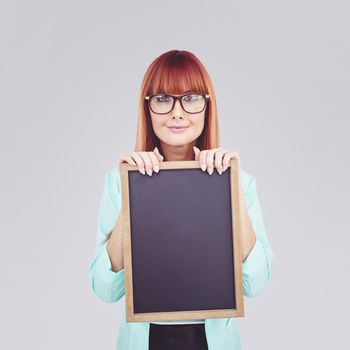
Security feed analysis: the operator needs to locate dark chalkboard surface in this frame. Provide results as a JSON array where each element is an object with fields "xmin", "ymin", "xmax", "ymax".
[{"xmin": 120, "ymin": 159, "xmax": 244, "ymax": 322}]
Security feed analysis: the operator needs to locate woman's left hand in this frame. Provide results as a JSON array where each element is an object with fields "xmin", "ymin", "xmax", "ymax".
[{"xmin": 193, "ymin": 146, "xmax": 241, "ymax": 175}]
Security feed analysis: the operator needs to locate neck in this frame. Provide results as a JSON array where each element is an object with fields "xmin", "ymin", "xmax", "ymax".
[{"xmin": 160, "ymin": 140, "xmax": 197, "ymax": 161}]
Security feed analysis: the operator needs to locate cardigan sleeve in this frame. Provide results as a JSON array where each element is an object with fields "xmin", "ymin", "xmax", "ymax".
[
  {"xmin": 241, "ymin": 173, "xmax": 274, "ymax": 297},
  {"xmin": 88, "ymin": 169, "xmax": 125, "ymax": 303}
]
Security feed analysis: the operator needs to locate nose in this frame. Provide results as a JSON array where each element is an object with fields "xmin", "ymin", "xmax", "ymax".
[{"xmin": 171, "ymin": 99, "xmax": 184, "ymax": 118}]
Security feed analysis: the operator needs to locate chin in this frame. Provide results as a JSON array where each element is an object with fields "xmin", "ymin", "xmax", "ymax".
[{"xmin": 168, "ymin": 138, "xmax": 197, "ymax": 148}]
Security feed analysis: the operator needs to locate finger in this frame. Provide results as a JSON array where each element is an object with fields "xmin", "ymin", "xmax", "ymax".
[
  {"xmin": 214, "ymin": 149, "xmax": 225, "ymax": 175},
  {"xmin": 139, "ymin": 152, "xmax": 153, "ymax": 176},
  {"xmin": 131, "ymin": 152, "xmax": 146, "ymax": 175},
  {"xmin": 119, "ymin": 156, "xmax": 137, "ymax": 166},
  {"xmin": 222, "ymin": 151, "xmax": 238, "ymax": 172},
  {"xmin": 206, "ymin": 148, "xmax": 218, "ymax": 175},
  {"xmin": 153, "ymin": 147, "xmax": 164, "ymax": 162},
  {"xmin": 199, "ymin": 150, "xmax": 207, "ymax": 171},
  {"xmin": 222, "ymin": 152, "xmax": 231, "ymax": 172},
  {"xmin": 193, "ymin": 146, "xmax": 200, "ymax": 162},
  {"xmin": 149, "ymin": 151, "xmax": 160, "ymax": 173}
]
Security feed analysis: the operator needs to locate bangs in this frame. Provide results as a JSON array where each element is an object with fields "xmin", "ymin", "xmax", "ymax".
[{"xmin": 148, "ymin": 54, "xmax": 208, "ymax": 95}]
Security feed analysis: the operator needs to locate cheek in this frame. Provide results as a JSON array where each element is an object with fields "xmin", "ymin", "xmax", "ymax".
[
  {"xmin": 150, "ymin": 115, "xmax": 162, "ymax": 129},
  {"xmin": 192, "ymin": 116, "xmax": 205, "ymax": 132},
  {"xmin": 150, "ymin": 116, "xmax": 166, "ymax": 138}
]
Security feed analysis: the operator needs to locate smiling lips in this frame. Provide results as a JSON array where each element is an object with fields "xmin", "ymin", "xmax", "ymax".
[{"xmin": 168, "ymin": 126, "xmax": 189, "ymax": 133}]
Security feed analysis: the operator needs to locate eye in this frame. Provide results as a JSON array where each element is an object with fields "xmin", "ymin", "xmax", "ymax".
[
  {"xmin": 183, "ymin": 94, "xmax": 200, "ymax": 102},
  {"xmin": 155, "ymin": 94, "xmax": 171, "ymax": 103}
]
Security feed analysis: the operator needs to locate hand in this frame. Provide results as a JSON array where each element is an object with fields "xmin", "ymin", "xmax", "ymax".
[
  {"xmin": 118, "ymin": 147, "xmax": 164, "ymax": 176},
  {"xmin": 193, "ymin": 146, "xmax": 240, "ymax": 175}
]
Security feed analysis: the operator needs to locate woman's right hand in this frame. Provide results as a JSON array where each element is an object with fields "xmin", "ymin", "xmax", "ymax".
[{"xmin": 118, "ymin": 147, "xmax": 164, "ymax": 176}]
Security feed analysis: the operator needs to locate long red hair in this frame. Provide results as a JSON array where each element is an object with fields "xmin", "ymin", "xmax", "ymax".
[{"xmin": 135, "ymin": 50, "xmax": 220, "ymax": 154}]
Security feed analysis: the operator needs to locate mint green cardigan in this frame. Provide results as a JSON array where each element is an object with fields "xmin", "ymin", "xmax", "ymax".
[{"xmin": 88, "ymin": 167, "xmax": 274, "ymax": 350}]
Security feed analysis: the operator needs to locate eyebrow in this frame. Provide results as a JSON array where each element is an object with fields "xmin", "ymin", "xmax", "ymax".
[
  {"xmin": 157, "ymin": 90, "xmax": 198, "ymax": 96},
  {"xmin": 183, "ymin": 90, "xmax": 197, "ymax": 94}
]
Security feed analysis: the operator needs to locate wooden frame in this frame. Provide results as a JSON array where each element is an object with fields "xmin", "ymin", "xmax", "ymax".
[{"xmin": 119, "ymin": 158, "xmax": 244, "ymax": 322}]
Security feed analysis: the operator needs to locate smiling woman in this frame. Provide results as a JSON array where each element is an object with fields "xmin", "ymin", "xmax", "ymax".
[
  {"xmin": 88, "ymin": 49, "xmax": 274, "ymax": 350},
  {"xmin": 135, "ymin": 50, "xmax": 220, "ymax": 161}
]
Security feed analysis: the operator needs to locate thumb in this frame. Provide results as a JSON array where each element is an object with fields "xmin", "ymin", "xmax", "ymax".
[
  {"xmin": 154, "ymin": 147, "xmax": 164, "ymax": 161},
  {"xmin": 193, "ymin": 146, "xmax": 200, "ymax": 161}
]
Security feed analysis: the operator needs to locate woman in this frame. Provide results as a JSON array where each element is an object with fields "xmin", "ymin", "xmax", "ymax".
[{"xmin": 88, "ymin": 50, "xmax": 274, "ymax": 350}]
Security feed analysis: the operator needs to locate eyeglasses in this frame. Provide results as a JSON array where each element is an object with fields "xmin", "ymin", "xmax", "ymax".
[{"xmin": 145, "ymin": 92, "xmax": 210, "ymax": 115}]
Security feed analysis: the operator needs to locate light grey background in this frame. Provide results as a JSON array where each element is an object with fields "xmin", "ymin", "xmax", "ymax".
[{"xmin": 1, "ymin": 1, "xmax": 349, "ymax": 349}]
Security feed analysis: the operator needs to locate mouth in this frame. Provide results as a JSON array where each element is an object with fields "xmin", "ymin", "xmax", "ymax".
[{"xmin": 167, "ymin": 126, "xmax": 189, "ymax": 133}]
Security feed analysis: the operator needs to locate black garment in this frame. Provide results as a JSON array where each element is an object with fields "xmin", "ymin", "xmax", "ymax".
[{"xmin": 149, "ymin": 323, "xmax": 209, "ymax": 350}]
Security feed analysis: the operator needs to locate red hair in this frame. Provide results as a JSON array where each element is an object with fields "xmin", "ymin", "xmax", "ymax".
[{"xmin": 135, "ymin": 50, "xmax": 220, "ymax": 154}]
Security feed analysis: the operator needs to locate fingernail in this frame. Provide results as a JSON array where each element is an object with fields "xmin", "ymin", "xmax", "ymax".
[
  {"xmin": 154, "ymin": 165, "xmax": 159, "ymax": 173},
  {"xmin": 218, "ymin": 168, "xmax": 222, "ymax": 175},
  {"xmin": 141, "ymin": 168, "xmax": 145, "ymax": 175},
  {"xmin": 146, "ymin": 169, "xmax": 152, "ymax": 176},
  {"xmin": 201, "ymin": 164, "xmax": 206, "ymax": 171},
  {"xmin": 208, "ymin": 167, "xmax": 213, "ymax": 175}
]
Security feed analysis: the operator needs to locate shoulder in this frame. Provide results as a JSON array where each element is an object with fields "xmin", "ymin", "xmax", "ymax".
[{"xmin": 104, "ymin": 167, "xmax": 121, "ymax": 195}]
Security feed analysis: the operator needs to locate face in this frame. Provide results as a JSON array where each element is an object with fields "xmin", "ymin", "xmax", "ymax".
[{"xmin": 149, "ymin": 93, "xmax": 206, "ymax": 148}]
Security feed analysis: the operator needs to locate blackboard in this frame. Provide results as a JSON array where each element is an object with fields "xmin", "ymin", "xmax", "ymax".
[{"xmin": 120, "ymin": 159, "xmax": 244, "ymax": 322}]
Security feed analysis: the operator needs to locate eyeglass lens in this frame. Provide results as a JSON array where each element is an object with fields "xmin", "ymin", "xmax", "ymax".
[{"xmin": 150, "ymin": 94, "xmax": 206, "ymax": 114}]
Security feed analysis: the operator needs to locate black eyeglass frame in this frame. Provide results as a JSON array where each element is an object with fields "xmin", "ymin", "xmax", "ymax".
[{"xmin": 145, "ymin": 92, "xmax": 210, "ymax": 115}]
